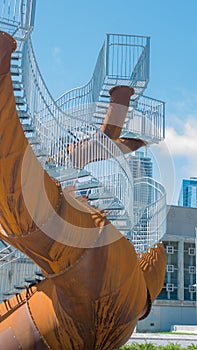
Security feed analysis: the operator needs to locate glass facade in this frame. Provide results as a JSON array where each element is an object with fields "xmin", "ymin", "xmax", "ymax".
[
  {"xmin": 127, "ymin": 151, "xmax": 153, "ymax": 179},
  {"xmin": 157, "ymin": 241, "xmax": 179, "ymax": 300},
  {"xmin": 157, "ymin": 240, "xmax": 196, "ymax": 302},
  {"xmin": 178, "ymin": 178, "xmax": 197, "ymax": 208},
  {"xmin": 184, "ymin": 242, "xmax": 196, "ymax": 301}
]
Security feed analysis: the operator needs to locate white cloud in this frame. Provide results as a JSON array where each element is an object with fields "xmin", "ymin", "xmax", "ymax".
[
  {"xmin": 165, "ymin": 118, "xmax": 197, "ymax": 156},
  {"xmin": 52, "ymin": 47, "xmax": 62, "ymax": 65},
  {"xmin": 150, "ymin": 116, "xmax": 197, "ymax": 204}
]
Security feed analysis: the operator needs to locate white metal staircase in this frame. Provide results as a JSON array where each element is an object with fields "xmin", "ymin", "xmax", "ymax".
[
  {"xmin": 55, "ymin": 33, "xmax": 165, "ymax": 144},
  {"xmin": 0, "ymin": 0, "xmax": 166, "ymax": 301},
  {"xmin": 0, "ymin": 239, "xmax": 44, "ymax": 301}
]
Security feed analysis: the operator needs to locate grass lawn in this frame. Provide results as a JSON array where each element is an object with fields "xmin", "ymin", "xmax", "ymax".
[{"xmin": 120, "ymin": 343, "xmax": 197, "ymax": 349}]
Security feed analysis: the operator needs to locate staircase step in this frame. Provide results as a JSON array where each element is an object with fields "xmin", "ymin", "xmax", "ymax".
[
  {"xmin": 3, "ymin": 291, "xmax": 15, "ymax": 296},
  {"xmin": 15, "ymin": 96, "xmax": 25, "ymax": 105},
  {"xmin": 120, "ymin": 131, "xmax": 140, "ymax": 139},
  {"xmin": 25, "ymin": 277, "xmax": 37, "ymax": 284},
  {"xmin": 95, "ymin": 108, "xmax": 106, "ymax": 115},
  {"xmin": 13, "ymin": 82, "xmax": 23, "ymax": 91},
  {"xmin": 100, "ymin": 89, "xmax": 110, "ymax": 97},
  {"xmin": 14, "ymin": 285, "xmax": 25, "ymax": 290},
  {"xmin": 98, "ymin": 202, "xmax": 124, "ymax": 211},
  {"xmin": 0, "ymin": 250, "xmax": 11, "ymax": 255},
  {"xmin": 18, "ymin": 110, "xmax": 29, "ymax": 119},
  {"xmin": 11, "ymin": 65, "xmax": 21, "ymax": 76},
  {"xmin": 106, "ymin": 214, "xmax": 131, "ymax": 221},
  {"xmin": 99, "ymin": 93, "xmax": 110, "ymax": 98},
  {"xmin": 22, "ymin": 124, "xmax": 34, "ymax": 132},
  {"xmin": 47, "ymin": 167, "xmax": 90, "ymax": 182},
  {"xmin": 93, "ymin": 112, "xmax": 129, "ymax": 124},
  {"xmin": 115, "ymin": 226, "xmax": 131, "ymax": 231},
  {"xmin": 28, "ymin": 136, "xmax": 41, "ymax": 145},
  {"xmin": 35, "ymin": 150, "xmax": 48, "ymax": 158},
  {"xmin": 75, "ymin": 179, "xmax": 101, "ymax": 191},
  {"xmin": 35, "ymin": 271, "xmax": 44, "ymax": 277},
  {"xmin": 96, "ymin": 101, "xmax": 109, "ymax": 109},
  {"xmin": 93, "ymin": 113, "xmax": 105, "ymax": 120},
  {"xmin": 78, "ymin": 169, "xmax": 91, "ymax": 178},
  {"xmin": 88, "ymin": 192, "xmax": 114, "ymax": 200},
  {"xmin": 11, "ymin": 51, "xmax": 22, "ymax": 60},
  {"xmin": 92, "ymin": 121, "xmax": 102, "ymax": 127}
]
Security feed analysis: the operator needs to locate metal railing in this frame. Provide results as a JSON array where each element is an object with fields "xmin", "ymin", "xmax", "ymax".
[
  {"xmin": 105, "ymin": 34, "xmax": 150, "ymax": 93},
  {"xmin": 52, "ymin": 97, "xmax": 165, "ymax": 145},
  {"xmin": 132, "ymin": 177, "xmax": 166, "ymax": 253},
  {"xmin": 127, "ymin": 95, "xmax": 165, "ymax": 142},
  {"xmin": 21, "ymin": 35, "xmax": 134, "ymax": 225},
  {"xmin": 19, "ymin": 31, "xmax": 165, "ymax": 251},
  {"xmin": 0, "ymin": 2, "xmax": 167, "ymax": 303},
  {"xmin": 22, "ymin": 37, "xmax": 54, "ymax": 120},
  {"xmin": 0, "ymin": 4, "xmax": 166, "ymax": 251},
  {"xmin": 53, "ymin": 34, "xmax": 164, "ymax": 144},
  {"xmin": 0, "ymin": 0, "xmax": 36, "ymax": 37},
  {"xmin": 34, "ymin": 108, "xmax": 134, "ymax": 223},
  {"xmin": 0, "ymin": 241, "xmax": 36, "ymax": 302},
  {"xmin": 55, "ymin": 34, "xmax": 150, "ymax": 115}
]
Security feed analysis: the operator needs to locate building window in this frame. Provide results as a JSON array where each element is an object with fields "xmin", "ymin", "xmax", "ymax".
[
  {"xmin": 166, "ymin": 283, "xmax": 174, "ymax": 292},
  {"xmin": 167, "ymin": 264, "xmax": 174, "ymax": 273},
  {"xmin": 189, "ymin": 285, "xmax": 196, "ymax": 293},
  {"xmin": 188, "ymin": 247, "xmax": 195, "ymax": 256},
  {"xmin": 189, "ymin": 266, "xmax": 196, "ymax": 274},
  {"xmin": 166, "ymin": 246, "xmax": 174, "ymax": 254}
]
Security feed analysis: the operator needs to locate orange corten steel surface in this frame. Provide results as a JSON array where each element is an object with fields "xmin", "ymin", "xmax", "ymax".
[
  {"xmin": 101, "ymin": 85, "xmax": 147, "ymax": 153},
  {"xmin": 0, "ymin": 31, "xmax": 167, "ymax": 350}
]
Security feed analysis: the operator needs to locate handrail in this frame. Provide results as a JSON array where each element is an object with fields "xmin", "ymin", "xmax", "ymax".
[
  {"xmin": 0, "ymin": 244, "xmax": 37, "ymax": 303},
  {"xmin": 50, "ymin": 40, "xmax": 107, "ymax": 119},
  {"xmin": 54, "ymin": 34, "xmax": 150, "ymax": 113},
  {"xmin": 34, "ymin": 107, "xmax": 134, "ymax": 224},
  {"xmin": 53, "ymin": 34, "xmax": 164, "ymax": 144},
  {"xmin": 132, "ymin": 176, "xmax": 166, "ymax": 253},
  {"xmin": 22, "ymin": 36, "xmax": 55, "ymax": 118},
  {"xmin": 21, "ymin": 36, "xmax": 134, "ymax": 227},
  {"xmin": 0, "ymin": 0, "xmax": 36, "ymax": 37},
  {"xmin": 54, "ymin": 94, "xmax": 165, "ymax": 143},
  {"xmin": 55, "ymin": 33, "xmax": 150, "ymax": 111},
  {"xmin": 14, "ymin": 28, "xmax": 165, "ymax": 252}
]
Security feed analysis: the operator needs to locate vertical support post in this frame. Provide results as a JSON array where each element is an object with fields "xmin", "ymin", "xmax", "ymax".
[
  {"xmin": 21, "ymin": 0, "xmax": 36, "ymax": 33},
  {"xmin": 163, "ymin": 102, "xmax": 166, "ymax": 139},
  {"xmin": 146, "ymin": 37, "xmax": 150, "ymax": 84},
  {"xmin": 195, "ymin": 227, "xmax": 197, "ymax": 310},
  {"xmin": 178, "ymin": 239, "xmax": 184, "ymax": 302},
  {"xmin": 106, "ymin": 34, "xmax": 110, "ymax": 77}
]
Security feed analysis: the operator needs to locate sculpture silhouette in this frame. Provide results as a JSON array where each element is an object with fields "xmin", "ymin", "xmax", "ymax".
[{"xmin": 0, "ymin": 31, "xmax": 166, "ymax": 350}]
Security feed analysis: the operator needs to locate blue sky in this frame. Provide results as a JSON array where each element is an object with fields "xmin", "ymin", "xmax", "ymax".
[{"xmin": 32, "ymin": 0, "xmax": 197, "ymax": 204}]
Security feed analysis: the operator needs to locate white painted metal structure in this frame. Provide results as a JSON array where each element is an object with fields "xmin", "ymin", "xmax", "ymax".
[{"xmin": 0, "ymin": 0, "xmax": 166, "ymax": 301}]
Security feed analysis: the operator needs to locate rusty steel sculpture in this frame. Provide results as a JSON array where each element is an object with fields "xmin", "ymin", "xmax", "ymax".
[{"xmin": 0, "ymin": 30, "xmax": 167, "ymax": 349}]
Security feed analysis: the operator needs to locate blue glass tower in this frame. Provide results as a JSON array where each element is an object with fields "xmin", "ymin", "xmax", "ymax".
[{"xmin": 178, "ymin": 177, "xmax": 197, "ymax": 208}]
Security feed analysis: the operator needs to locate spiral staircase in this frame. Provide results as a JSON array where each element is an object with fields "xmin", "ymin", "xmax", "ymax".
[{"xmin": 0, "ymin": 0, "xmax": 166, "ymax": 302}]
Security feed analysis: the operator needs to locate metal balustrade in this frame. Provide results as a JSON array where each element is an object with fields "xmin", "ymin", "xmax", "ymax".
[
  {"xmin": 10, "ymin": 26, "xmax": 165, "ymax": 250},
  {"xmin": 0, "ymin": 1, "xmax": 167, "ymax": 301},
  {"xmin": 0, "ymin": 240, "xmax": 40, "ymax": 302},
  {"xmin": 20, "ymin": 35, "xmax": 135, "ymax": 228},
  {"xmin": 132, "ymin": 177, "xmax": 166, "ymax": 253},
  {"xmin": 19, "ymin": 32, "xmax": 166, "ymax": 251},
  {"xmin": 33, "ymin": 106, "xmax": 134, "ymax": 226},
  {"xmin": 0, "ymin": 0, "xmax": 36, "ymax": 38},
  {"xmin": 54, "ymin": 34, "xmax": 164, "ymax": 144},
  {"xmin": 56, "ymin": 34, "xmax": 150, "ymax": 110},
  {"xmin": 105, "ymin": 34, "xmax": 150, "ymax": 94}
]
